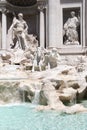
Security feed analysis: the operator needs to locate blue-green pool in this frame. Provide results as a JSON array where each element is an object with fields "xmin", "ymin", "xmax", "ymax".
[{"xmin": 0, "ymin": 103, "xmax": 87, "ymax": 130}]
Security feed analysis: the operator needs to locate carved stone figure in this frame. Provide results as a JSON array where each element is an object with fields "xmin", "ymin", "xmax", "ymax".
[
  {"xmin": 44, "ymin": 48, "xmax": 61, "ymax": 68},
  {"xmin": 7, "ymin": 13, "xmax": 38, "ymax": 51},
  {"xmin": 63, "ymin": 11, "xmax": 80, "ymax": 45},
  {"xmin": 32, "ymin": 47, "xmax": 45, "ymax": 72},
  {"xmin": 9, "ymin": 13, "xmax": 28, "ymax": 50}
]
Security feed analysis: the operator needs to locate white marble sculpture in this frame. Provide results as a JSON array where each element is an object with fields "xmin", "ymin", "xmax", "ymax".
[
  {"xmin": 7, "ymin": 13, "xmax": 38, "ymax": 51},
  {"xmin": 63, "ymin": 11, "xmax": 80, "ymax": 45},
  {"xmin": 7, "ymin": 13, "xmax": 62, "ymax": 72}
]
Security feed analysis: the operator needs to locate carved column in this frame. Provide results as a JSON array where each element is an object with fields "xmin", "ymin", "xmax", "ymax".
[
  {"xmin": 38, "ymin": 5, "xmax": 45, "ymax": 48},
  {"xmin": 2, "ymin": 9, "xmax": 7, "ymax": 49}
]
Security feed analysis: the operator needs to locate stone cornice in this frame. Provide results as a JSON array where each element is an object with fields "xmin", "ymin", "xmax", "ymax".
[
  {"xmin": 6, "ymin": 0, "xmax": 37, "ymax": 7},
  {"xmin": 0, "ymin": 0, "xmax": 7, "ymax": 8},
  {"xmin": 0, "ymin": 0, "xmax": 48, "ymax": 15},
  {"xmin": 0, "ymin": 1, "xmax": 38, "ymax": 15}
]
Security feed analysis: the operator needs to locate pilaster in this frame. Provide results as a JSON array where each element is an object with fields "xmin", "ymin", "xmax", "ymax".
[{"xmin": 48, "ymin": 0, "xmax": 62, "ymax": 48}]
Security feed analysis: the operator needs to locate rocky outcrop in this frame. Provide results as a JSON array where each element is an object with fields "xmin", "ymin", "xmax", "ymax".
[
  {"xmin": 0, "ymin": 80, "xmax": 41, "ymax": 104},
  {"xmin": 0, "ymin": 51, "xmax": 87, "ymax": 114},
  {"xmin": 65, "ymin": 104, "xmax": 87, "ymax": 114},
  {"xmin": 19, "ymin": 81, "xmax": 36, "ymax": 102},
  {"xmin": 59, "ymin": 88, "xmax": 77, "ymax": 104},
  {"xmin": 39, "ymin": 80, "xmax": 64, "ymax": 108},
  {"xmin": 0, "ymin": 81, "xmax": 20, "ymax": 104},
  {"xmin": 67, "ymin": 80, "xmax": 80, "ymax": 89},
  {"xmin": 77, "ymin": 85, "xmax": 87, "ymax": 100},
  {"xmin": 50, "ymin": 79, "xmax": 65, "ymax": 90}
]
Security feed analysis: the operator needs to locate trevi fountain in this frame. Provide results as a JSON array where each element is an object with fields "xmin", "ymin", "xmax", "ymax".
[{"xmin": 0, "ymin": 8, "xmax": 87, "ymax": 130}]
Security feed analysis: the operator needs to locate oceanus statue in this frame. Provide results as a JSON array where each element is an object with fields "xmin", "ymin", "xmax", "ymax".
[{"xmin": 7, "ymin": 13, "xmax": 38, "ymax": 51}]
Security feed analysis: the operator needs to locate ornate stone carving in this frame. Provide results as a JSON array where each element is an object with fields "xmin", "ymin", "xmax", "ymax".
[
  {"xmin": 38, "ymin": 1, "xmax": 47, "ymax": 11},
  {"xmin": 1, "ymin": 8, "xmax": 9, "ymax": 14},
  {"xmin": 38, "ymin": 5, "xmax": 45, "ymax": 11}
]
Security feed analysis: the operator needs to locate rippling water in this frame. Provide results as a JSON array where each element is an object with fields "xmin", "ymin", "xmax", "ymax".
[{"xmin": 0, "ymin": 103, "xmax": 87, "ymax": 130}]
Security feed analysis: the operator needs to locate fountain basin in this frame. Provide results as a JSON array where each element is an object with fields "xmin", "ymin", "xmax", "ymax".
[{"xmin": 0, "ymin": 103, "xmax": 87, "ymax": 130}]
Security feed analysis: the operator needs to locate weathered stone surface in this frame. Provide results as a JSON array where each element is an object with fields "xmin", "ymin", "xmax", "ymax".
[
  {"xmin": 39, "ymin": 80, "xmax": 63, "ymax": 108},
  {"xmin": 85, "ymin": 75, "xmax": 87, "ymax": 82},
  {"xmin": 0, "ymin": 82, "xmax": 20, "ymax": 104},
  {"xmin": 19, "ymin": 81, "xmax": 35, "ymax": 102},
  {"xmin": 65, "ymin": 104, "xmax": 87, "ymax": 114},
  {"xmin": 0, "ymin": 51, "xmax": 87, "ymax": 113},
  {"xmin": 50, "ymin": 79, "xmax": 65, "ymax": 90},
  {"xmin": 34, "ymin": 65, "xmax": 46, "ymax": 71},
  {"xmin": 77, "ymin": 86, "xmax": 87, "ymax": 100},
  {"xmin": 61, "ymin": 70, "xmax": 69, "ymax": 75},
  {"xmin": 67, "ymin": 80, "xmax": 80, "ymax": 89},
  {"xmin": 25, "ymin": 65, "xmax": 32, "ymax": 70},
  {"xmin": 0, "ymin": 65, "xmax": 28, "ymax": 79},
  {"xmin": 59, "ymin": 88, "xmax": 77, "ymax": 104},
  {"xmin": 1, "ymin": 54, "xmax": 11, "ymax": 61}
]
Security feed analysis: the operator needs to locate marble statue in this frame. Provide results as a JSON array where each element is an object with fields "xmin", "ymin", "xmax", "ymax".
[
  {"xmin": 6, "ymin": 13, "xmax": 62, "ymax": 72},
  {"xmin": 8, "ymin": 13, "xmax": 28, "ymax": 50},
  {"xmin": 32, "ymin": 47, "xmax": 45, "ymax": 72},
  {"xmin": 7, "ymin": 13, "xmax": 38, "ymax": 51},
  {"xmin": 63, "ymin": 11, "xmax": 80, "ymax": 45},
  {"xmin": 43, "ymin": 48, "xmax": 61, "ymax": 69}
]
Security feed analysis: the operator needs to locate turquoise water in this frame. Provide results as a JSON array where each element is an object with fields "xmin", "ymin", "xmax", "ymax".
[{"xmin": 0, "ymin": 103, "xmax": 87, "ymax": 130}]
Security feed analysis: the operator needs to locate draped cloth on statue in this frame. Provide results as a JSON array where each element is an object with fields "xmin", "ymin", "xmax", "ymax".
[
  {"xmin": 7, "ymin": 15, "xmax": 38, "ymax": 51},
  {"xmin": 63, "ymin": 11, "xmax": 80, "ymax": 45}
]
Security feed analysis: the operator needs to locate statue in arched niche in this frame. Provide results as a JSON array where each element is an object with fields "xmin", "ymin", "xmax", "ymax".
[
  {"xmin": 63, "ymin": 11, "xmax": 80, "ymax": 45},
  {"xmin": 7, "ymin": 13, "xmax": 38, "ymax": 51}
]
